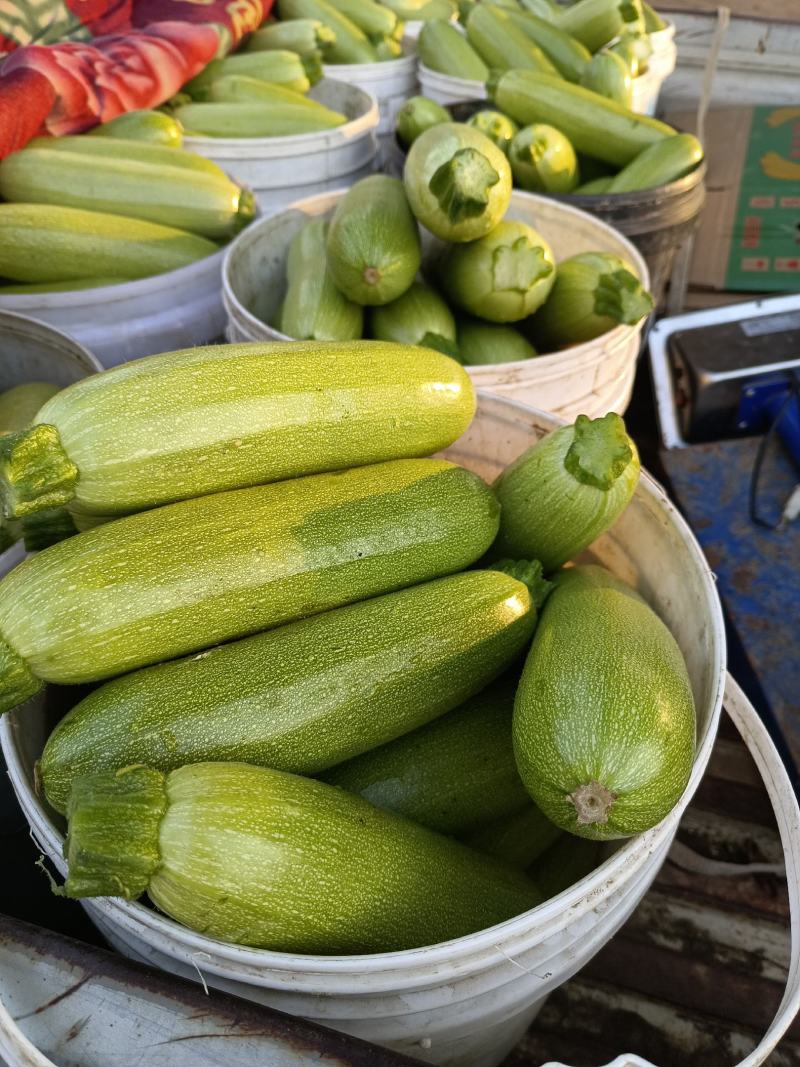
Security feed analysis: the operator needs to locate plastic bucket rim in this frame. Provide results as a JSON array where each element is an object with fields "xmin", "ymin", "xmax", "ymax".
[
  {"xmin": 321, "ymin": 35, "xmax": 417, "ymax": 78},
  {"xmin": 0, "ymin": 392, "xmax": 726, "ymax": 983},
  {"xmin": 0, "ymin": 309, "xmax": 102, "ymax": 372}
]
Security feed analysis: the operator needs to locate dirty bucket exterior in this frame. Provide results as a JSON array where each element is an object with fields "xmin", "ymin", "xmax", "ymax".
[
  {"xmin": 323, "ymin": 44, "xmax": 418, "ymax": 136},
  {"xmin": 0, "ymin": 250, "xmax": 227, "ymax": 368},
  {"xmin": 0, "ymin": 394, "xmax": 727, "ymax": 1067},
  {"xmin": 183, "ymin": 79, "xmax": 379, "ymax": 216},
  {"xmin": 222, "ymin": 189, "xmax": 650, "ymax": 419}
]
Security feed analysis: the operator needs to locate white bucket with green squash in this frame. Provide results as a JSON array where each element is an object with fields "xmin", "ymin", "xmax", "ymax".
[
  {"xmin": 4, "ymin": 395, "xmax": 799, "ymax": 1067},
  {"xmin": 222, "ymin": 189, "xmax": 649, "ymax": 420},
  {"xmin": 322, "ymin": 42, "xmax": 419, "ymax": 136}
]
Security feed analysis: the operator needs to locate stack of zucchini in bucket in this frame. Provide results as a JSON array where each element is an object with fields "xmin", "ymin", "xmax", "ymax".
[
  {"xmin": 265, "ymin": 125, "xmax": 654, "ymax": 363},
  {"xmin": 0, "ymin": 340, "xmax": 696, "ymax": 954}
]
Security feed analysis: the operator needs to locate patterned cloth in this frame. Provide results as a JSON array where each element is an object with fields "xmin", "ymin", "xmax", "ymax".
[{"xmin": 0, "ymin": 0, "xmax": 270, "ymax": 157}]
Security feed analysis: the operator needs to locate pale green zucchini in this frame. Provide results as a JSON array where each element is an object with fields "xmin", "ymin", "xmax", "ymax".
[
  {"xmin": 0, "ymin": 458, "xmax": 499, "ymax": 709},
  {"xmin": 175, "ymin": 102, "xmax": 345, "ymax": 137},
  {"xmin": 88, "ymin": 110, "xmax": 183, "ymax": 147},
  {"xmin": 418, "ymin": 19, "xmax": 489, "ymax": 80},
  {"xmin": 277, "ymin": 0, "xmax": 379, "ymax": 62},
  {"xmin": 467, "ymin": 5, "xmax": 560, "ymax": 74},
  {"xmin": 558, "ymin": 0, "xmax": 645, "ymax": 53},
  {"xmin": 607, "ymin": 132, "xmax": 704, "ymax": 192},
  {"xmin": 369, "ymin": 280, "xmax": 457, "ymax": 355},
  {"xmin": 244, "ymin": 19, "xmax": 336, "ymax": 56},
  {"xmin": 326, "ymin": 0, "xmax": 399, "ymax": 39},
  {"xmin": 513, "ymin": 565, "xmax": 696, "ymax": 839},
  {"xmin": 0, "ymin": 383, "xmax": 59, "ymax": 436},
  {"xmin": 457, "ymin": 317, "xmax": 538, "ymax": 364},
  {"xmin": 41, "ymin": 570, "xmax": 537, "ymax": 813},
  {"xmin": 279, "ymin": 219, "xmax": 363, "ymax": 340},
  {"xmin": 396, "ymin": 95, "xmax": 451, "ymax": 148},
  {"xmin": 0, "ymin": 341, "xmax": 474, "ymax": 521},
  {"xmin": 27, "ymin": 136, "xmax": 227, "ymax": 178},
  {"xmin": 61, "ymin": 763, "xmax": 542, "ymax": 951},
  {"xmin": 184, "ymin": 50, "xmax": 322, "ymax": 100},
  {"xmin": 503, "ymin": 9, "xmax": 590, "ymax": 82}
]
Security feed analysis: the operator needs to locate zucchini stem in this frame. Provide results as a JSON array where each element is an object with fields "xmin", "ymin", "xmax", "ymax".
[
  {"xmin": 0, "ymin": 636, "xmax": 43, "ymax": 715},
  {"xmin": 491, "ymin": 558, "xmax": 552, "ymax": 610},
  {"xmin": 593, "ymin": 268, "xmax": 654, "ymax": 325},
  {"xmin": 0, "ymin": 425, "xmax": 78, "ymax": 520},
  {"xmin": 492, "ymin": 238, "xmax": 554, "ymax": 294},
  {"xmin": 62, "ymin": 766, "xmax": 167, "ymax": 900},
  {"xmin": 563, "ymin": 413, "xmax": 634, "ymax": 490},
  {"xmin": 567, "ymin": 781, "xmax": 617, "ymax": 825},
  {"xmin": 429, "ymin": 148, "xmax": 500, "ymax": 224}
]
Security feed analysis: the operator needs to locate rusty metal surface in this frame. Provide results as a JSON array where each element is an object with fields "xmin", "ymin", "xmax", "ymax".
[
  {"xmin": 507, "ymin": 717, "xmax": 797, "ymax": 1067},
  {"xmin": 0, "ymin": 914, "xmax": 422, "ymax": 1067}
]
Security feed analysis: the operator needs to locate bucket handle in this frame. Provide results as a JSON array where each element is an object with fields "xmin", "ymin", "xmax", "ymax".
[{"xmin": 541, "ymin": 671, "xmax": 800, "ymax": 1067}]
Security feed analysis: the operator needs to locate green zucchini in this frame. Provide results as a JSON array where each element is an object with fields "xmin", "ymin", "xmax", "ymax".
[
  {"xmin": 607, "ymin": 133, "xmax": 704, "ymax": 192},
  {"xmin": 88, "ymin": 110, "xmax": 183, "ymax": 147},
  {"xmin": 185, "ymin": 51, "xmax": 322, "ymax": 100},
  {"xmin": 374, "ymin": 36, "xmax": 403, "ymax": 60},
  {"xmin": 418, "ymin": 20, "xmax": 488, "ymax": 81},
  {"xmin": 0, "ymin": 278, "xmax": 132, "ymax": 293},
  {"xmin": 513, "ymin": 565, "xmax": 696, "ymax": 839},
  {"xmin": 396, "ymin": 96, "xmax": 451, "ymax": 148},
  {"xmin": 326, "ymin": 176, "xmax": 421, "ymax": 305},
  {"xmin": 580, "ymin": 51, "xmax": 632, "ymax": 107},
  {"xmin": 466, "ymin": 5, "xmax": 559, "ymax": 75},
  {"xmin": 0, "ymin": 341, "xmax": 474, "ymax": 521},
  {"xmin": 279, "ymin": 219, "xmax": 363, "ymax": 340},
  {"xmin": 466, "ymin": 110, "xmax": 519, "ymax": 154},
  {"xmin": 244, "ymin": 19, "xmax": 336, "ymax": 55},
  {"xmin": 490, "ymin": 69, "xmax": 674, "ymax": 167},
  {"xmin": 0, "ymin": 147, "xmax": 254, "ymax": 240},
  {"xmin": 369, "ymin": 280, "xmax": 457, "ymax": 355},
  {"xmin": 559, "ymin": 0, "xmax": 645, "ymax": 53},
  {"xmin": 490, "ymin": 412, "xmax": 640, "ymax": 572},
  {"xmin": 518, "ymin": 0, "xmax": 560, "ymax": 19},
  {"xmin": 205, "ymin": 76, "xmax": 346, "ymax": 127},
  {"xmin": 26, "ymin": 136, "xmax": 227, "ymax": 178},
  {"xmin": 175, "ymin": 101, "xmax": 345, "ymax": 137},
  {"xmin": 503, "ymin": 10, "xmax": 591, "ymax": 82},
  {"xmin": 457, "ymin": 317, "xmax": 538, "ymax": 364},
  {"xmin": 531, "ymin": 251, "xmax": 654, "ymax": 348},
  {"xmin": 440, "ymin": 220, "xmax": 556, "ymax": 323},
  {"xmin": 277, "ymin": 0, "xmax": 379, "ymax": 63},
  {"xmin": 0, "ymin": 383, "xmax": 59, "ymax": 436},
  {"xmin": 326, "ymin": 0, "xmax": 399, "ymax": 38},
  {"xmin": 0, "ymin": 204, "xmax": 217, "ymax": 285},
  {"xmin": 508, "ymin": 123, "xmax": 580, "ymax": 193},
  {"xmin": 384, "ymin": 0, "xmax": 456, "ymax": 18},
  {"xmin": 533, "ymin": 834, "xmax": 602, "ymax": 897},
  {"xmin": 403, "ymin": 122, "xmax": 512, "ymax": 242},
  {"xmin": 42, "ymin": 569, "xmax": 537, "ymax": 814},
  {"xmin": 61, "ymin": 763, "xmax": 542, "ymax": 951},
  {"xmin": 324, "ymin": 669, "xmax": 537, "ymax": 836},
  {"xmin": 466, "ymin": 802, "xmax": 562, "ymax": 868},
  {"xmin": 0, "ymin": 458, "xmax": 499, "ymax": 710},
  {"xmin": 613, "ymin": 31, "xmax": 652, "ymax": 75},
  {"xmin": 642, "ymin": 1, "xmax": 667, "ymax": 32},
  {"xmin": 574, "ymin": 175, "xmax": 613, "ymax": 193}
]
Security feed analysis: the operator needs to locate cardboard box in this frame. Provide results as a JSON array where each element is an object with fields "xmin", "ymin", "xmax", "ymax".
[{"xmin": 666, "ymin": 105, "xmax": 800, "ymax": 295}]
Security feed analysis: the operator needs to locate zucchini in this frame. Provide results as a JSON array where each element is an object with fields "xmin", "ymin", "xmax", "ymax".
[
  {"xmin": 532, "ymin": 251, "xmax": 654, "ymax": 347},
  {"xmin": 326, "ymin": 0, "xmax": 399, "ymax": 38},
  {"xmin": 504, "ymin": 9, "xmax": 591, "ymax": 82},
  {"xmin": 457, "ymin": 317, "xmax": 538, "ymax": 364},
  {"xmin": 518, "ymin": 0, "xmax": 559, "ymax": 19},
  {"xmin": 374, "ymin": 36, "xmax": 403, "ymax": 59},
  {"xmin": 466, "ymin": 803, "xmax": 562, "ymax": 868},
  {"xmin": 466, "ymin": 110, "xmax": 519, "ymax": 154},
  {"xmin": 0, "ymin": 383, "xmax": 59, "ymax": 436},
  {"xmin": 559, "ymin": 0, "xmax": 645, "ymax": 53},
  {"xmin": 642, "ymin": 1, "xmax": 667, "ymax": 32},
  {"xmin": 324, "ymin": 669, "xmax": 537, "ymax": 836},
  {"xmin": 396, "ymin": 95, "xmax": 451, "ymax": 148},
  {"xmin": 279, "ymin": 219, "xmax": 363, "ymax": 340},
  {"xmin": 0, "ymin": 147, "xmax": 254, "ymax": 240},
  {"xmin": 88, "ymin": 110, "xmax": 183, "ymax": 147},
  {"xmin": 403, "ymin": 122, "xmax": 512, "ymax": 242},
  {"xmin": 613, "ymin": 31, "xmax": 652, "ymax": 75},
  {"xmin": 277, "ymin": 0, "xmax": 379, "ymax": 63},
  {"xmin": 244, "ymin": 19, "xmax": 336, "ymax": 55},
  {"xmin": 326, "ymin": 176, "xmax": 421, "ymax": 305},
  {"xmin": 574, "ymin": 174, "xmax": 613, "ymax": 193},
  {"xmin": 0, "ymin": 278, "xmax": 131, "ymax": 293},
  {"xmin": 61, "ymin": 763, "xmax": 542, "ymax": 951},
  {"xmin": 0, "ymin": 457, "xmax": 499, "ymax": 709},
  {"xmin": 490, "ymin": 412, "xmax": 640, "ymax": 572},
  {"xmin": 513, "ymin": 565, "xmax": 696, "ymax": 839},
  {"xmin": 490, "ymin": 69, "xmax": 674, "ymax": 167},
  {"xmin": 184, "ymin": 51, "xmax": 322, "ymax": 101},
  {"xmin": 440, "ymin": 220, "xmax": 556, "ymax": 323},
  {"xmin": 383, "ymin": 0, "xmax": 456, "ymax": 17},
  {"xmin": 205, "ymin": 76, "xmax": 346, "ymax": 127},
  {"xmin": 580, "ymin": 51, "xmax": 632, "ymax": 107},
  {"xmin": 175, "ymin": 101, "xmax": 345, "ymax": 137},
  {"xmin": 466, "ymin": 5, "xmax": 559, "ymax": 75},
  {"xmin": 0, "ymin": 341, "xmax": 474, "ymax": 521},
  {"xmin": 508, "ymin": 123, "xmax": 580, "ymax": 193},
  {"xmin": 26, "ymin": 136, "xmax": 227, "ymax": 178},
  {"xmin": 607, "ymin": 132, "xmax": 704, "ymax": 192},
  {"xmin": 418, "ymin": 20, "xmax": 488, "ymax": 81},
  {"xmin": 41, "ymin": 569, "xmax": 537, "ymax": 813},
  {"xmin": 533, "ymin": 834, "xmax": 602, "ymax": 897},
  {"xmin": 369, "ymin": 280, "xmax": 457, "ymax": 355},
  {"xmin": 0, "ymin": 204, "xmax": 217, "ymax": 285}
]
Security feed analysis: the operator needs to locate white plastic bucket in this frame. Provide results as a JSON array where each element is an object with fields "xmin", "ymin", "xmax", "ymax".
[
  {"xmin": 323, "ymin": 42, "xmax": 418, "ymax": 136},
  {"xmin": 183, "ymin": 78, "xmax": 379, "ymax": 216},
  {"xmin": 0, "ymin": 251, "xmax": 226, "ymax": 369},
  {"xmin": 2, "ymin": 393, "xmax": 727, "ymax": 1067},
  {"xmin": 417, "ymin": 62, "xmax": 485, "ymax": 107},
  {"xmin": 222, "ymin": 189, "xmax": 650, "ymax": 419}
]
